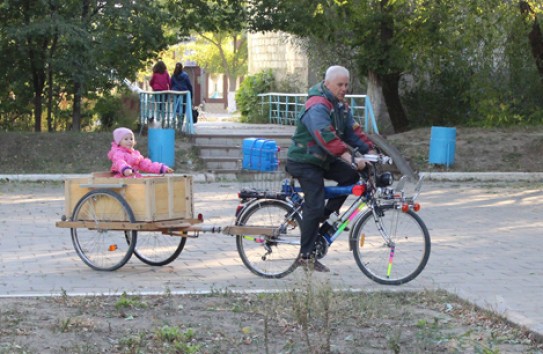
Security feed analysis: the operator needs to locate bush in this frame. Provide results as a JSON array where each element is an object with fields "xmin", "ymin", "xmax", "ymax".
[
  {"xmin": 236, "ymin": 70, "xmax": 275, "ymax": 124},
  {"xmin": 94, "ymin": 92, "xmax": 139, "ymax": 130}
]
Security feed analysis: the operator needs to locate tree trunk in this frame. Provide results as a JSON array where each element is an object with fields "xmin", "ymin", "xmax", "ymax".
[
  {"xmin": 33, "ymin": 92, "xmax": 43, "ymax": 132},
  {"xmin": 70, "ymin": 0, "xmax": 89, "ymax": 132},
  {"xmin": 30, "ymin": 64, "xmax": 46, "ymax": 132},
  {"xmin": 227, "ymin": 74, "xmax": 238, "ymax": 113},
  {"xmin": 46, "ymin": 69, "xmax": 53, "ymax": 132},
  {"xmin": 370, "ymin": 0, "xmax": 409, "ymax": 134},
  {"xmin": 381, "ymin": 72, "xmax": 409, "ymax": 133},
  {"xmin": 72, "ymin": 81, "xmax": 82, "ymax": 131},
  {"xmin": 24, "ymin": 0, "xmax": 46, "ymax": 132},
  {"xmin": 367, "ymin": 70, "xmax": 393, "ymax": 134},
  {"xmin": 520, "ymin": 1, "xmax": 543, "ymax": 85},
  {"xmin": 47, "ymin": 9, "xmax": 59, "ymax": 132},
  {"xmin": 47, "ymin": 35, "xmax": 58, "ymax": 132}
]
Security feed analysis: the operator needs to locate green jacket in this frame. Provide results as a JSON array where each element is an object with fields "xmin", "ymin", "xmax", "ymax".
[{"xmin": 287, "ymin": 82, "xmax": 371, "ymax": 169}]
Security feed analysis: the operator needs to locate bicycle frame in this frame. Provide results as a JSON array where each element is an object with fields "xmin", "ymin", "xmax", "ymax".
[
  {"xmin": 234, "ymin": 154, "xmax": 430, "ymax": 283},
  {"xmin": 285, "ymin": 172, "xmax": 425, "ymax": 244}
]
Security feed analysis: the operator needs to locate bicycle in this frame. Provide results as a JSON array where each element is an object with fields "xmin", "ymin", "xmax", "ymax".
[{"xmin": 234, "ymin": 153, "xmax": 430, "ymax": 285}]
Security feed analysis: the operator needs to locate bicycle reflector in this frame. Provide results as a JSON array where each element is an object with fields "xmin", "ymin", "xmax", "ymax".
[
  {"xmin": 235, "ymin": 205, "xmax": 244, "ymax": 217},
  {"xmin": 198, "ymin": 213, "xmax": 204, "ymax": 222},
  {"xmin": 352, "ymin": 184, "xmax": 366, "ymax": 196},
  {"xmin": 402, "ymin": 203, "xmax": 421, "ymax": 212}
]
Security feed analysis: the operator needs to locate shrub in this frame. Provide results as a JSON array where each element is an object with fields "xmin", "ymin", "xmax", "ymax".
[
  {"xmin": 236, "ymin": 70, "xmax": 275, "ymax": 124},
  {"xmin": 94, "ymin": 92, "xmax": 139, "ymax": 130}
]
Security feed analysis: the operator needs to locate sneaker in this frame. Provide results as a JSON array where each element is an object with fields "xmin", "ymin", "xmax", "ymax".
[{"xmin": 295, "ymin": 257, "xmax": 330, "ymax": 273}]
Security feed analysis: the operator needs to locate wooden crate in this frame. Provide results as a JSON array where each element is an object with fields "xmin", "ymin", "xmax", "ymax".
[{"xmin": 64, "ymin": 175, "xmax": 193, "ymax": 222}]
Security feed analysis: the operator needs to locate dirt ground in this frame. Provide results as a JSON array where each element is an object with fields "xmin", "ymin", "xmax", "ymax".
[
  {"xmin": 1, "ymin": 287, "xmax": 541, "ymax": 353},
  {"xmin": 2, "ymin": 126, "xmax": 543, "ymax": 353},
  {"xmin": 2, "ymin": 125, "xmax": 543, "ymax": 175},
  {"xmin": 384, "ymin": 125, "xmax": 543, "ymax": 173}
]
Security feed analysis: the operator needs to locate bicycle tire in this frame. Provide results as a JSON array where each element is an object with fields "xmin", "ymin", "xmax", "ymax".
[
  {"xmin": 236, "ymin": 200, "xmax": 301, "ymax": 279},
  {"xmin": 131, "ymin": 231, "xmax": 187, "ymax": 266},
  {"xmin": 351, "ymin": 204, "xmax": 430, "ymax": 285},
  {"xmin": 71, "ymin": 189, "xmax": 137, "ymax": 271}
]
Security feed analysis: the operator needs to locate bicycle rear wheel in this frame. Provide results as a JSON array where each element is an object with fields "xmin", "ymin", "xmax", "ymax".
[
  {"xmin": 236, "ymin": 200, "xmax": 301, "ymax": 279},
  {"xmin": 132, "ymin": 231, "xmax": 187, "ymax": 266},
  {"xmin": 351, "ymin": 204, "xmax": 430, "ymax": 285},
  {"xmin": 71, "ymin": 189, "xmax": 137, "ymax": 271}
]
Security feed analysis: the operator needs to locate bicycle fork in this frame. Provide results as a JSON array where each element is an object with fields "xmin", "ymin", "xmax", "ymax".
[{"xmin": 372, "ymin": 205, "xmax": 399, "ymax": 279}]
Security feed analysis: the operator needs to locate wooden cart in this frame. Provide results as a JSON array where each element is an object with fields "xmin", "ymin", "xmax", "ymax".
[
  {"xmin": 56, "ymin": 173, "xmax": 283, "ymax": 271},
  {"xmin": 55, "ymin": 173, "xmax": 208, "ymax": 271}
]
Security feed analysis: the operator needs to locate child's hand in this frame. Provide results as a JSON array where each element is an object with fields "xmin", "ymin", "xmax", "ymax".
[
  {"xmin": 123, "ymin": 169, "xmax": 133, "ymax": 177},
  {"xmin": 165, "ymin": 167, "xmax": 174, "ymax": 174}
]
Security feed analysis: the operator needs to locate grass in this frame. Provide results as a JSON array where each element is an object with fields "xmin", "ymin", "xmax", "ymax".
[
  {"xmin": 0, "ymin": 277, "xmax": 541, "ymax": 353},
  {"xmin": 0, "ymin": 131, "xmax": 201, "ymax": 174}
]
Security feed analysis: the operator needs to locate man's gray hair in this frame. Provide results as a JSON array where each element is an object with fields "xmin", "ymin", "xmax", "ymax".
[{"xmin": 324, "ymin": 66, "xmax": 350, "ymax": 81}]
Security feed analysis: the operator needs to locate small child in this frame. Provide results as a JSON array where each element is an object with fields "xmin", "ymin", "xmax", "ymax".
[{"xmin": 108, "ymin": 127, "xmax": 173, "ymax": 178}]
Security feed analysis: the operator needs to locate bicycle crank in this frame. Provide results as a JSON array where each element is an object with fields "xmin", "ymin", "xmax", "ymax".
[{"xmin": 313, "ymin": 234, "xmax": 329, "ymax": 259}]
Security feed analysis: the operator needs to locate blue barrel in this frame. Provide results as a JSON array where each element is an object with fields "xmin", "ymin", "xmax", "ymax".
[
  {"xmin": 148, "ymin": 128, "xmax": 175, "ymax": 167},
  {"xmin": 429, "ymin": 126, "xmax": 456, "ymax": 166}
]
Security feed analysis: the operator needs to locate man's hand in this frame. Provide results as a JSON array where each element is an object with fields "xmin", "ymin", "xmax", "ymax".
[
  {"xmin": 340, "ymin": 152, "xmax": 368, "ymax": 170},
  {"xmin": 353, "ymin": 157, "xmax": 368, "ymax": 170}
]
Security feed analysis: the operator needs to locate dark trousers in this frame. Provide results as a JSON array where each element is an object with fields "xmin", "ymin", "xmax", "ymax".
[{"xmin": 286, "ymin": 159, "xmax": 359, "ymax": 258}]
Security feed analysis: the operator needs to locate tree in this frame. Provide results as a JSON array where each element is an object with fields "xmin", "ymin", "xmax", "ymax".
[
  {"xmin": 0, "ymin": 0, "xmax": 51, "ymax": 132},
  {"xmin": 0, "ymin": 0, "xmax": 171, "ymax": 132},
  {"xmin": 247, "ymin": 0, "xmax": 425, "ymax": 132},
  {"xmin": 181, "ymin": 31, "xmax": 247, "ymax": 110},
  {"xmin": 520, "ymin": 1, "xmax": 543, "ymax": 85},
  {"xmin": 62, "ymin": 0, "xmax": 172, "ymax": 131},
  {"xmin": 166, "ymin": 0, "xmax": 248, "ymax": 110}
]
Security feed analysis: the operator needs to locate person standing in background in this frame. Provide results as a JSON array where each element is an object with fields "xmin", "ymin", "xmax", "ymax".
[
  {"xmin": 170, "ymin": 62, "xmax": 194, "ymax": 128},
  {"xmin": 149, "ymin": 60, "xmax": 170, "ymax": 121}
]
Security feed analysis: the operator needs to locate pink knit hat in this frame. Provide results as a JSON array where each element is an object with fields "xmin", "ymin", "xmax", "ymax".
[{"xmin": 113, "ymin": 127, "xmax": 133, "ymax": 145}]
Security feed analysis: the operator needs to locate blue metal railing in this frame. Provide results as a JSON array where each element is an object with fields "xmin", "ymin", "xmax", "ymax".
[
  {"xmin": 257, "ymin": 92, "xmax": 379, "ymax": 134},
  {"xmin": 138, "ymin": 90, "xmax": 195, "ymax": 134}
]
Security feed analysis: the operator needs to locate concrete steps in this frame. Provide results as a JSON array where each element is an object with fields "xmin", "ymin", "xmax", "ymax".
[{"xmin": 192, "ymin": 131, "xmax": 293, "ymax": 174}]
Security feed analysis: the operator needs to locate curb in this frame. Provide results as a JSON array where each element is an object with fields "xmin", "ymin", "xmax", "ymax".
[
  {"xmin": 1, "ymin": 172, "xmax": 543, "ymax": 183},
  {"xmin": 419, "ymin": 171, "xmax": 543, "ymax": 182}
]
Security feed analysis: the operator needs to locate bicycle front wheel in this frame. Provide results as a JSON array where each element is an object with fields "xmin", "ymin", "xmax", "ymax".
[
  {"xmin": 236, "ymin": 200, "xmax": 301, "ymax": 279},
  {"xmin": 132, "ymin": 231, "xmax": 187, "ymax": 266},
  {"xmin": 71, "ymin": 189, "xmax": 137, "ymax": 271},
  {"xmin": 351, "ymin": 204, "xmax": 430, "ymax": 285}
]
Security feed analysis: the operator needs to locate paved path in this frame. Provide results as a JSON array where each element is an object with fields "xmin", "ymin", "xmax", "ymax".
[{"xmin": 1, "ymin": 179, "xmax": 542, "ymax": 338}]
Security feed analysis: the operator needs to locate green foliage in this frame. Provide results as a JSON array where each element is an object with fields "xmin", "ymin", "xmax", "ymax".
[
  {"xmin": 93, "ymin": 92, "xmax": 140, "ymax": 131},
  {"xmin": 402, "ymin": 0, "xmax": 543, "ymax": 128},
  {"xmin": 115, "ymin": 292, "xmax": 148, "ymax": 311},
  {"xmin": 94, "ymin": 95, "xmax": 122, "ymax": 130},
  {"xmin": 249, "ymin": 0, "xmax": 543, "ymax": 130},
  {"xmin": 236, "ymin": 70, "xmax": 275, "ymax": 123},
  {"xmin": 154, "ymin": 325, "xmax": 202, "ymax": 353},
  {"xmin": 0, "ymin": 0, "xmax": 172, "ymax": 132}
]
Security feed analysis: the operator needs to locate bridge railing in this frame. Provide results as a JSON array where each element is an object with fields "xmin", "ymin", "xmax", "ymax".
[
  {"xmin": 138, "ymin": 90, "xmax": 195, "ymax": 134},
  {"xmin": 257, "ymin": 92, "xmax": 378, "ymax": 134}
]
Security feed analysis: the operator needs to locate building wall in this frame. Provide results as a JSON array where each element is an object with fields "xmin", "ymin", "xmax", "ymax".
[{"xmin": 248, "ymin": 31, "xmax": 310, "ymax": 91}]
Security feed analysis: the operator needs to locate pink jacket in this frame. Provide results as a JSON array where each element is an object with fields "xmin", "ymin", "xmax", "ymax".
[
  {"xmin": 107, "ymin": 142, "xmax": 168, "ymax": 178},
  {"xmin": 149, "ymin": 72, "xmax": 170, "ymax": 91}
]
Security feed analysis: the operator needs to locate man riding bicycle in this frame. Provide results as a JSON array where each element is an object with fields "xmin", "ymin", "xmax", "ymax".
[{"xmin": 286, "ymin": 65, "xmax": 374, "ymax": 272}]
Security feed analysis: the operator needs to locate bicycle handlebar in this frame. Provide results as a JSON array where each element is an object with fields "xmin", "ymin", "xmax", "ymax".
[
  {"xmin": 349, "ymin": 147, "xmax": 393, "ymax": 167},
  {"xmin": 361, "ymin": 154, "xmax": 393, "ymax": 165}
]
